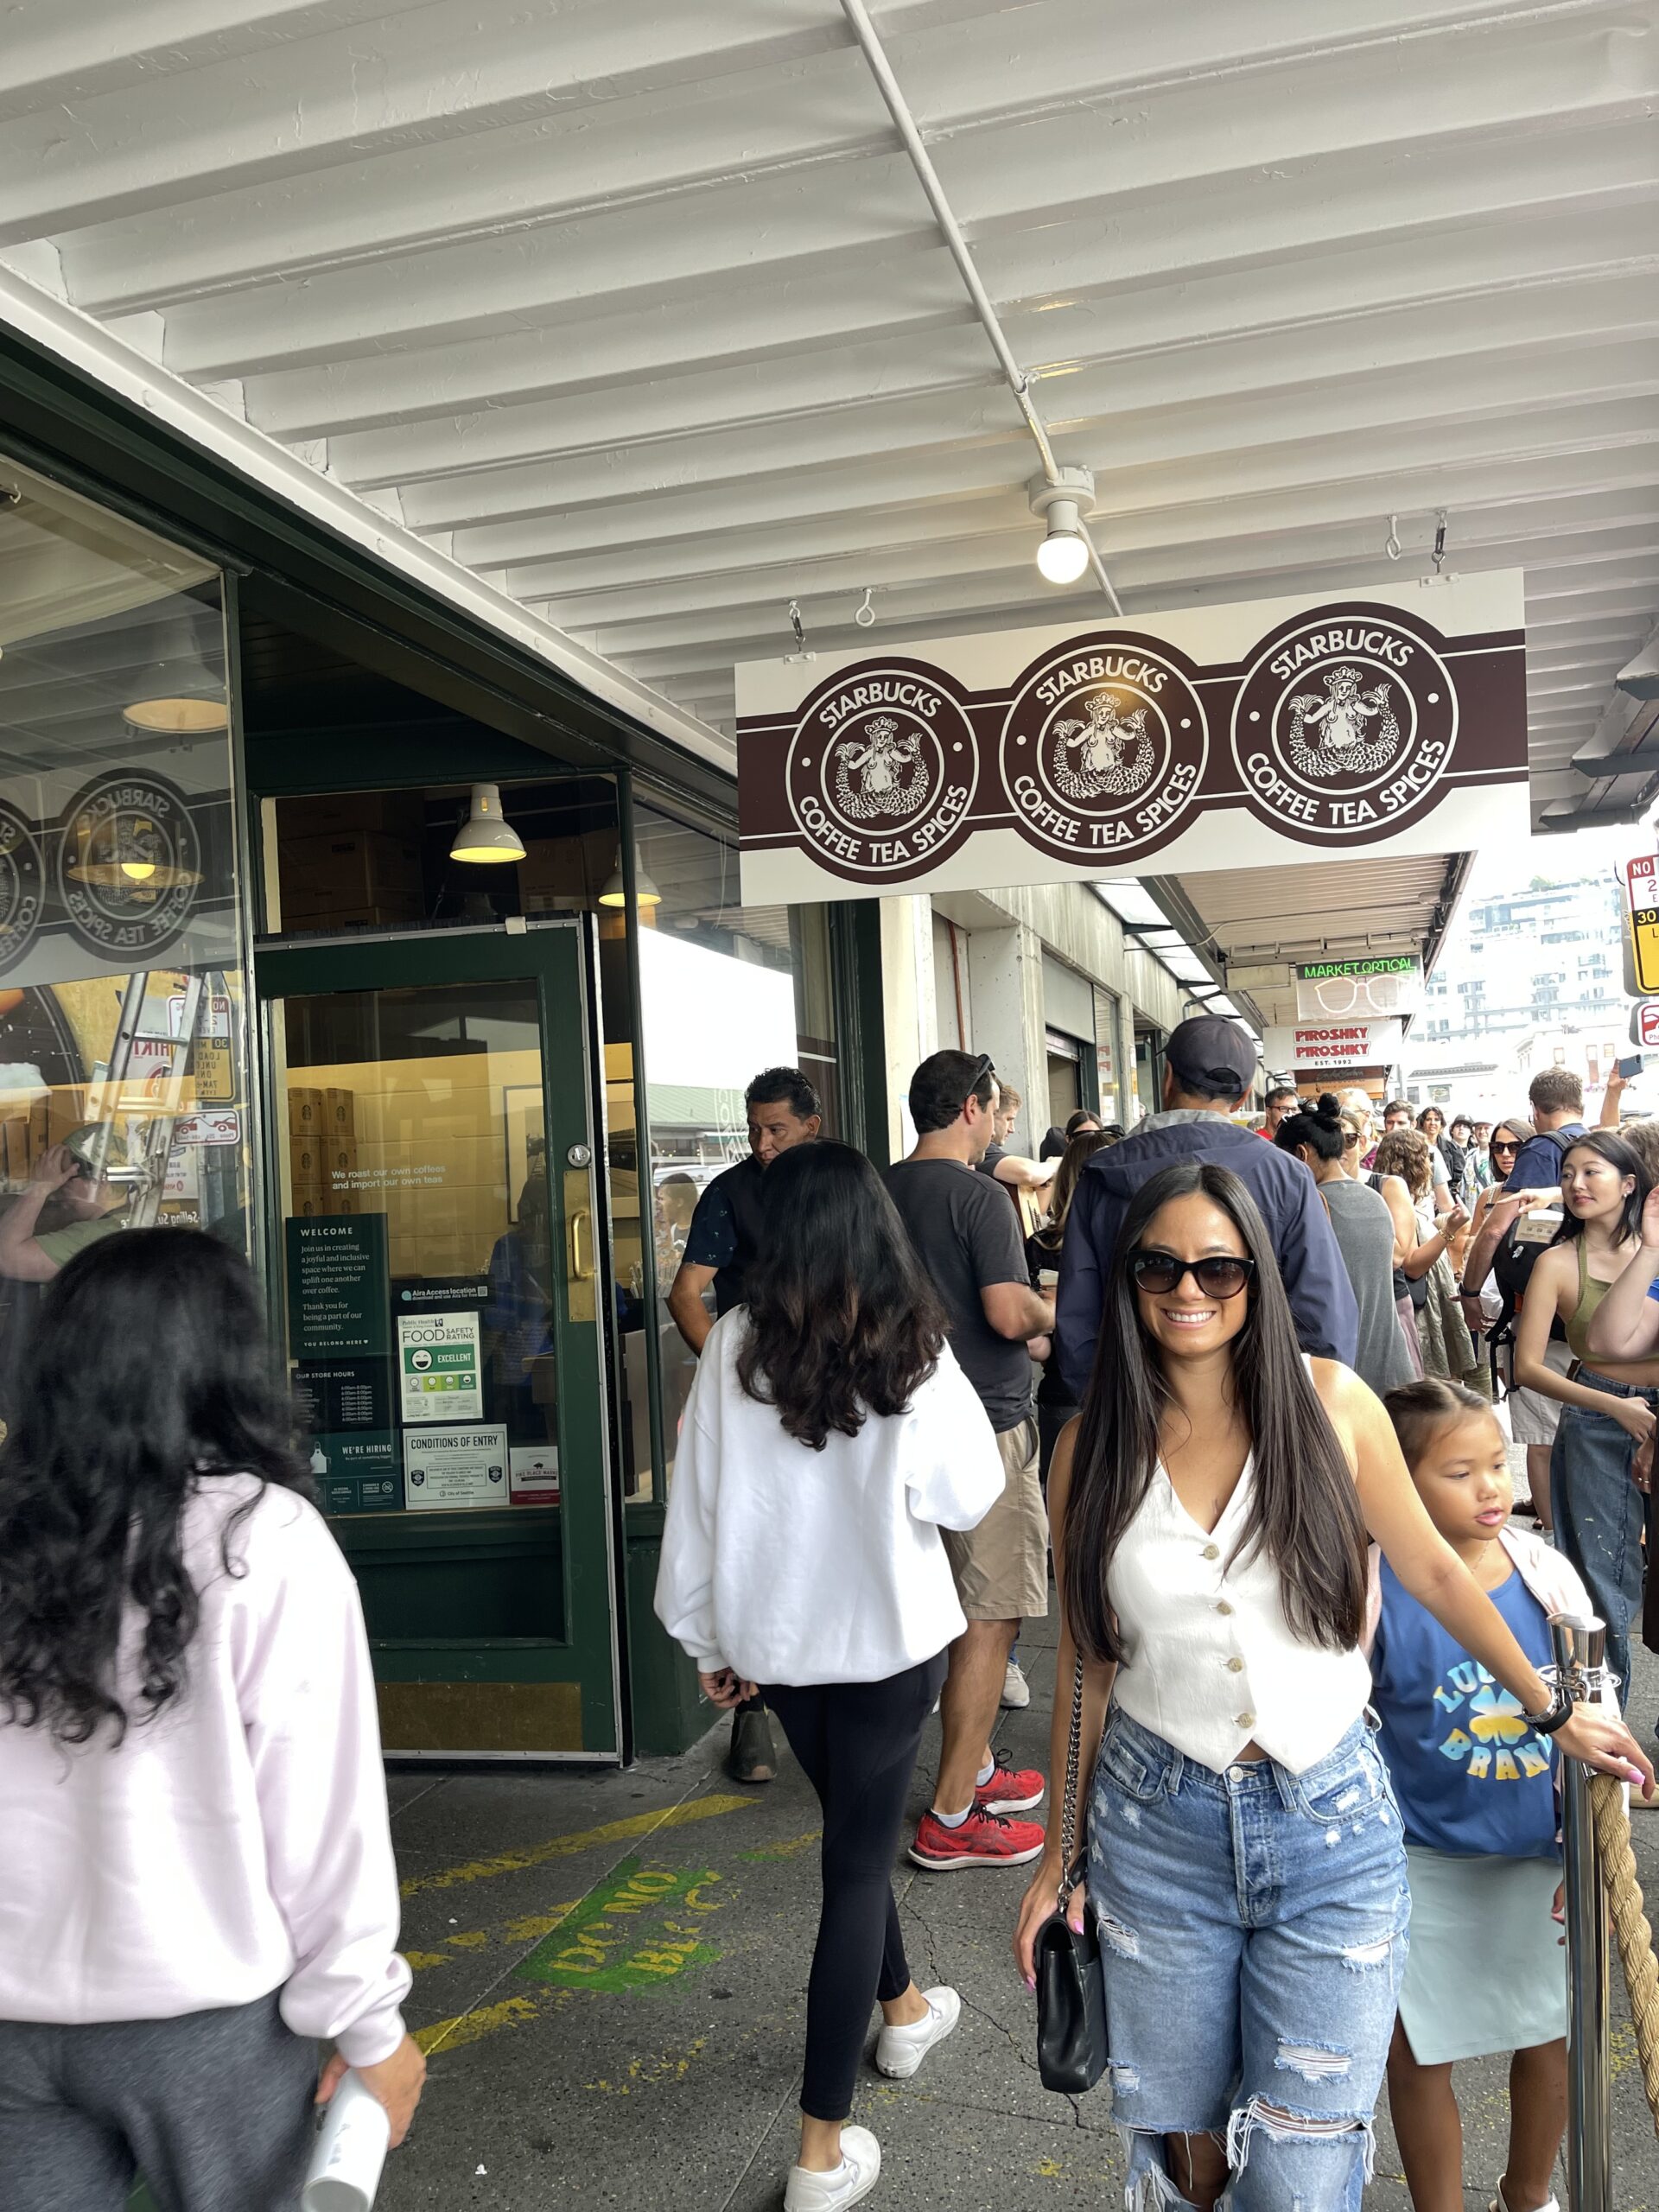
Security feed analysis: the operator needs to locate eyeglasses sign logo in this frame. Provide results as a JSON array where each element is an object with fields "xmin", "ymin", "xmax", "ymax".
[
  {"xmin": 783, "ymin": 661, "xmax": 977, "ymax": 881},
  {"xmin": 999, "ymin": 633, "xmax": 1208, "ymax": 865},
  {"xmin": 0, "ymin": 801, "xmax": 45, "ymax": 975},
  {"xmin": 1231, "ymin": 607, "xmax": 1458, "ymax": 842},
  {"xmin": 56, "ymin": 771, "xmax": 204, "ymax": 960}
]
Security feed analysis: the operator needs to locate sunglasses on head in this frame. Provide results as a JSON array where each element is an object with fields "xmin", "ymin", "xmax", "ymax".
[
  {"xmin": 963, "ymin": 1052, "xmax": 995, "ymax": 1108},
  {"xmin": 1129, "ymin": 1251, "xmax": 1256, "ymax": 1298}
]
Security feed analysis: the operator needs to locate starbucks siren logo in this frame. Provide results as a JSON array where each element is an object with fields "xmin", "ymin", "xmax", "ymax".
[
  {"xmin": 1231, "ymin": 607, "xmax": 1457, "ymax": 842},
  {"xmin": 999, "ymin": 634, "xmax": 1208, "ymax": 866},
  {"xmin": 0, "ymin": 801, "xmax": 44, "ymax": 976},
  {"xmin": 56, "ymin": 771, "xmax": 204, "ymax": 959},
  {"xmin": 784, "ymin": 662, "xmax": 976, "ymax": 882}
]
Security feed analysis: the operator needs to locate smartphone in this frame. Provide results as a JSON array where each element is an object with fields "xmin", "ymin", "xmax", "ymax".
[{"xmin": 1618, "ymin": 1053, "xmax": 1644, "ymax": 1080}]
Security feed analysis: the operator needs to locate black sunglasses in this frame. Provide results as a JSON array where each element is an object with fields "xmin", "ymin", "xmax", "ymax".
[
  {"xmin": 963, "ymin": 1052, "xmax": 995, "ymax": 1107},
  {"xmin": 1129, "ymin": 1252, "xmax": 1257, "ymax": 1298},
  {"xmin": 1492, "ymin": 1138, "xmax": 1520, "ymax": 1154}
]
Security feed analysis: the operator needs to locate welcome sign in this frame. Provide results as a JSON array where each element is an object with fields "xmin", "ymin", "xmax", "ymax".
[{"xmin": 736, "ymin": 575, "xmax": 1526, "ymax": 904}]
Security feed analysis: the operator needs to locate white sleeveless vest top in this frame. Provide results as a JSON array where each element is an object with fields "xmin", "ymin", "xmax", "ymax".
[{"xmin": 1106, "ymin": 1451, "xmax": 1371, "ymax": 1776}]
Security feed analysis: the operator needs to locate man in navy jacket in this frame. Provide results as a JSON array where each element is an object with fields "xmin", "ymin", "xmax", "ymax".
[{"xmin": 1055, "ymin": 1016, "xmax": 1360, "ymax": 1400}]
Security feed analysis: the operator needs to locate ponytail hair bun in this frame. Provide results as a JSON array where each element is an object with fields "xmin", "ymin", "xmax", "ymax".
[{"xmin": 1316, "ymin": 1092, "xmax": 1342, "ymax": 1118}]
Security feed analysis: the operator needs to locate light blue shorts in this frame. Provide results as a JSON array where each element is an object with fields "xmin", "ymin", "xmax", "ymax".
[{"xmin": 1088, "ymin": 1709, "xmax": 1410, "ymax": 2212}]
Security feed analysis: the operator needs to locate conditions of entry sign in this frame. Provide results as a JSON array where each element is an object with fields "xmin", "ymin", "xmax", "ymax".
[{"xmin": 736, "ymin": 573, "xmax": 1527, "ymax": 904}]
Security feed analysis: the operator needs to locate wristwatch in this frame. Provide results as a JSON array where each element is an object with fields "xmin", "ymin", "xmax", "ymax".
[{"xmin": 1522, "ymin": 1685, "xmax": 1575, "ymax": 1735}]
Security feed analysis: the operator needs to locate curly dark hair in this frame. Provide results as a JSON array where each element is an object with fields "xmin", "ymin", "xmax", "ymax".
[
  {"xmin": 736, "ymin": 1141, "xmax": 949, "ymax": 1450},
  {"xmin": 0, "ymin": 1227, "xmax": 312, "ymax": 1746}
]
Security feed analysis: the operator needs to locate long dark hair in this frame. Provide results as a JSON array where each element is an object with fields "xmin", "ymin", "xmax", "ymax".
[
  {"xmin": 1063, "ymin": 1162, "xmax": 1367, "ymax": 1663},
  {"xmin": 736, "ymin": 1141, "xmax": 948, "ymax": 1450},
  {"xmin": 0, "ymin": 1229, "xmax": 311, "ymax": 1746},
  {"xmin": 1554, "ymin": 1128, "xmax": 1647, "ymax": 1248},
  {"xmin": 1031, "ymin": 1128, "xmax": 1111, "ymax": 1254}
]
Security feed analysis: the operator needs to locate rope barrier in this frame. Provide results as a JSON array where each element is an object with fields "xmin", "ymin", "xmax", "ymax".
[{"xmin": 1590, "ymin": 1773, "xmax": 1659, "ymax": 2139}]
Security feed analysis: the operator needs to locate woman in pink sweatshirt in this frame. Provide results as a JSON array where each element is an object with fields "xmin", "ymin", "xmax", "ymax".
[{"xmin": 0, "ymin": 1228, "xmax": 423, "ymax": 2210}]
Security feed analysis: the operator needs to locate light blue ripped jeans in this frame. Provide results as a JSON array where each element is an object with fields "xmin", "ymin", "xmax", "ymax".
[{"xmin": 1087, "ymin": 1709, "xmax": 1409, "ymax": 2211}]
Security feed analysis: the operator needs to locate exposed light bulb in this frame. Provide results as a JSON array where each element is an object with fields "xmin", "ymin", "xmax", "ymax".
[
  {"xmin": 120, "ymin": 859, "xmax": 157, "ymax": 881},
  {"xmin": 1036, "ymin": 524, "xmax": 1090, "ymax": 584}
]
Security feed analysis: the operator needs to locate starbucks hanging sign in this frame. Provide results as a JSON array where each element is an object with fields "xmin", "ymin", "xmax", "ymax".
[{"xmin": 737, "ymin": 575, "xmax": 1526, "ymax": 903}]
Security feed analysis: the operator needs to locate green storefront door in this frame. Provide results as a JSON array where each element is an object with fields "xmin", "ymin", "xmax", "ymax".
[{"xmin": 255, "ymin": 918, "xmax": 621, "ymax": 1759}]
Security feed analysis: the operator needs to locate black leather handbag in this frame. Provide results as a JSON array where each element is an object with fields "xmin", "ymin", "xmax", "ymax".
[{"xmin": 1034, "ymin": 1657, "xmax": 1108, "ymax": 2094}]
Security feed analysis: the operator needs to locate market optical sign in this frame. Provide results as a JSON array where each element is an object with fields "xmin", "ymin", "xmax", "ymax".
[{"xmin": 736, "ymin": 575, "xmax": 1526, "ymax": 904}]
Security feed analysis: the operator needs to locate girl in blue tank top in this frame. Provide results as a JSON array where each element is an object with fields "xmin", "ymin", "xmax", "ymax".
[{"xmin": 1370, "ymin": 1380, "xmax": 1596, "ymax": 2212}]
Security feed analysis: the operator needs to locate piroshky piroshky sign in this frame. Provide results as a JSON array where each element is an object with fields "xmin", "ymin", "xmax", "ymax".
[{"xmin": 736, "ymin": 575, "xmax": 1526, "ymax": 904}]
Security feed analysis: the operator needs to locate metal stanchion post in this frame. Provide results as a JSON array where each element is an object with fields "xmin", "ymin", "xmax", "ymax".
[{"xmin": 1550, "ymin": 1612, "xmax": 1612, "ymax": 2212}]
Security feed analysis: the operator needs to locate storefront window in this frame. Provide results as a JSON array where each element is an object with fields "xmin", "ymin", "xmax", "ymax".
[
  {"xmin": 620, "ymin": 800, "xmax": 836, "ymax": 1495},
  {"xmin": 0, "ymin": 459, "xmax": 248, "ymax": 1426}
]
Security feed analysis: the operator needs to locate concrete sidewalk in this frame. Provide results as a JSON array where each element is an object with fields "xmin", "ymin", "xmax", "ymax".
[{"xmin": 378, "ymin": 1617, "xmax": 1659, "ymax": 2211}]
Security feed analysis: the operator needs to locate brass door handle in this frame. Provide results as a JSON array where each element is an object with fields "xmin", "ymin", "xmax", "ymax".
[{"xmin": 569, "ymin": 1206, "xmax": 594, "ymax": 1281}]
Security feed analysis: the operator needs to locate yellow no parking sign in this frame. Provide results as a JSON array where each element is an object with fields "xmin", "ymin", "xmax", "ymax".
[{"xmin": 1626, "ymin": 855, "xmax": 1659, "ymax": 995}]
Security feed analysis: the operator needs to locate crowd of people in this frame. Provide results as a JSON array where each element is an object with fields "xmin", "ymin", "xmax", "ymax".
[
  {"xmin": 654, "ymin": 1027, "xmax": 1651, "ymax": 2211},
  {"xmin": 3, "ymin": 1021, "xmax": 1656, "ymax": 2211}
]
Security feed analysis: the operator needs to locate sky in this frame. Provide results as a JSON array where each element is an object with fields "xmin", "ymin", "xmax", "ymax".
[{"xmin": 1459, "ymin": 818, "xmax": 1649, "ymax": 906}]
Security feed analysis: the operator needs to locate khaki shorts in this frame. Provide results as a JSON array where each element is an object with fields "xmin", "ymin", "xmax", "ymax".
[
  {"xmin": 943, "ymin": 1414, "xmax": 1049, "ymax": 1623},
  {"xmin": 1505, "ymin": 1336, "xmax": 1573, "ymax": 1447}
]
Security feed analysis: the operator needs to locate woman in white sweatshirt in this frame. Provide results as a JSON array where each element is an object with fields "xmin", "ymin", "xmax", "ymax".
[
  {"xmin": 0, "ymin": 1228, "xmax": 423, "ymax": 2211},
  {"xmin": 656, "ymin": 1140, "xmax": 1003, "ymax": 2212}
]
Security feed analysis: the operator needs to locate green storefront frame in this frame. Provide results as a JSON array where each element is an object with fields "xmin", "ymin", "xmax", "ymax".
[{"xmin": 255, "ymin": 920, "xmax": 623, "ymax": 1760}]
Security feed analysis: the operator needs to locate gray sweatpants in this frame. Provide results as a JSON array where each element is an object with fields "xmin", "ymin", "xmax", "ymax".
[{"xmin": 0, "ymin": 1991, "xmax": 316, "ymax": 2212}]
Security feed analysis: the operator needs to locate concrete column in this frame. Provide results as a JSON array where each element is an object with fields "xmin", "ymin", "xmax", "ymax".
[
  {"xmin": 879, "ymin": 895, "xmax": 938, "ymax": 1157},
  {"xmin": 967, "ymin": 920, "xmax": 1046, "ymax": 1153}
]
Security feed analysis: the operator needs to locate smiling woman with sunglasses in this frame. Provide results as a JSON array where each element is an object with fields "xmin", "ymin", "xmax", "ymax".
[{"xmin": 1012, "ymin": 1160, "xmax": 1650, "ymax": 2212}]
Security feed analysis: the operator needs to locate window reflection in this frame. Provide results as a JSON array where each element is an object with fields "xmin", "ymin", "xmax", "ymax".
[
  {"xmin": 0, "ymin": 459, "xmax": 248, "ymax": 1431},
  {"xmin": 617, "ymin": 801, "xmax": 836, "ymax": 1497}
]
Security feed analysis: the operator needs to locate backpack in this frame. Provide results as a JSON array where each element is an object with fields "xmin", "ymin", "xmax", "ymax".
[{"xmin": 1488, "ymin": 1125, "xmax": 1582, "ymax": 1370}]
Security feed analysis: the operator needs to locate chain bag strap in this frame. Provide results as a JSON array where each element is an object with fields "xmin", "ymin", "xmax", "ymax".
[{"xmin": 1033, "ymin": 1656, "xmax": 1109, "ymax": 2094}]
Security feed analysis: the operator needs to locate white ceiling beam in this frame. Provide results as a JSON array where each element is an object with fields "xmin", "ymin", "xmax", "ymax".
[
  {"xmin": 41, "ymin": 0, "xmax": 1634, "ymax": 308},
  {"xmin": 322, "ymin": 270, "xmax": 1659, "ymax": 493},
  {"xmin": 97, "ymin": 77, "xmax": 1657, "ymax": 376},
  {"xmin": 448, "ymin": 391, "xmax": 1659, "ymax": 569},
  {"xmin": 0, "ymin": 1, "xmax": 408, "ymax": 124},
  {"xmin": 405, "ymin": 348, "xmax": 1659, "ymax": 536},
  {"xmin": 0, "ymin": 0, "xmax": 933, "ymax": 242},
  {"xmin": 237, "ymin": 198, "xmax": 1659, "ymax": 441},
  {"xmin": 489, "ymin": 474, "xmax": 1659, "ymax": 604}
]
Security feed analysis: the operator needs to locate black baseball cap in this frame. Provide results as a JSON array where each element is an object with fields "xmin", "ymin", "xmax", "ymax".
[{"xmin": 1165, "ymin": 1015, "xmax": 1259, "ymax": 1101}]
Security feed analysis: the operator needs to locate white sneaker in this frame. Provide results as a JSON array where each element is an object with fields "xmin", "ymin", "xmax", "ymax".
[
  {"xmin": 785, "ymin": 2126, "xmax": 881, "ymax": 2212},
  {"xmin": 1001, "ymin": 1661, "xmax": 1031, "ymax": 1709},
  {"xmin": 875, "ymin": 1986, "xmax": 961, "ymax": 2080}
]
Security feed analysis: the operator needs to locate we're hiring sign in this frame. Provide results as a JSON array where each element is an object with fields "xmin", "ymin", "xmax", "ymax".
[{"xmin": 736, "ymin": 575, "xmax": 1526, "ymax": 904}]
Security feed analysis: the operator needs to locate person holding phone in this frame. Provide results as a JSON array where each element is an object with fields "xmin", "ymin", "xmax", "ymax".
[
  {"xmin": 1515, "ymin": 1129, "xmax": 1659, "ymax": 1704},
  {"xmin": 0, "ymin": 1128, "xmax": 132, "ymax": 1283}
]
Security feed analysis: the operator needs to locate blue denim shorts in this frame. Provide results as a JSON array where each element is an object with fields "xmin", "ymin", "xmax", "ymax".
[{"xmin": 1088, "ymin": 1709, "xmax": 1409, "ymax": 2211}]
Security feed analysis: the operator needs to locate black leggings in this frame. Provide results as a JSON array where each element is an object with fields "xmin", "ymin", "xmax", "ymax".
[{"xmin": 762, "ymin": 1652, "xmax": 947, "ymax": 2122}]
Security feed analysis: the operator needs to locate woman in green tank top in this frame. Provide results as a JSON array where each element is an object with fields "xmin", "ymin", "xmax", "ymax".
[{"xmin": 1513, "ymin": 1128, "xmax": 1656, "ymax": 1705}]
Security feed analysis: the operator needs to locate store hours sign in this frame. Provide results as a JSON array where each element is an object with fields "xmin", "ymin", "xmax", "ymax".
[{"xmin": 737, "ymin": 575, "xmax": 1527, "ymax": 903}]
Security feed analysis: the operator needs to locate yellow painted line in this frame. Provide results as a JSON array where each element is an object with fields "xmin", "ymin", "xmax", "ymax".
[
  {"xmin": 401, "ymin": 1792, "xmax": 756, "ymax": 1895},
  {"xmin": 416, "ymin": 1993, "xmax": 543, "ymax": 2055},
  {"xmin": 503, "ymin": 1907, "xmax": 577, "ymax": 1942}
]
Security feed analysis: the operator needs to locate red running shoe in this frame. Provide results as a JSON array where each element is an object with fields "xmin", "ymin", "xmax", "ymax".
[
  {"xmin": 975, "ymin": 1757, "xmax": 1046, "ymax": 1815},
  {"xmin": 909, "ymin": 1804, "xmax": 1047, "ymax": 1870}
]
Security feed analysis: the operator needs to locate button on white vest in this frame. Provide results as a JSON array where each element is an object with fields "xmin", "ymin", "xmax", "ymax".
[{"xmin": 1108, "ymin": 1455, "xmax": 1371, "ymax": 1776}]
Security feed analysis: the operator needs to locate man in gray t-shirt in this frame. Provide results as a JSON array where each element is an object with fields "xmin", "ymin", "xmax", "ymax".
[{"xmin": 885, "ymin": 1052, "xmax": 1055, "ymax": 1872}]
